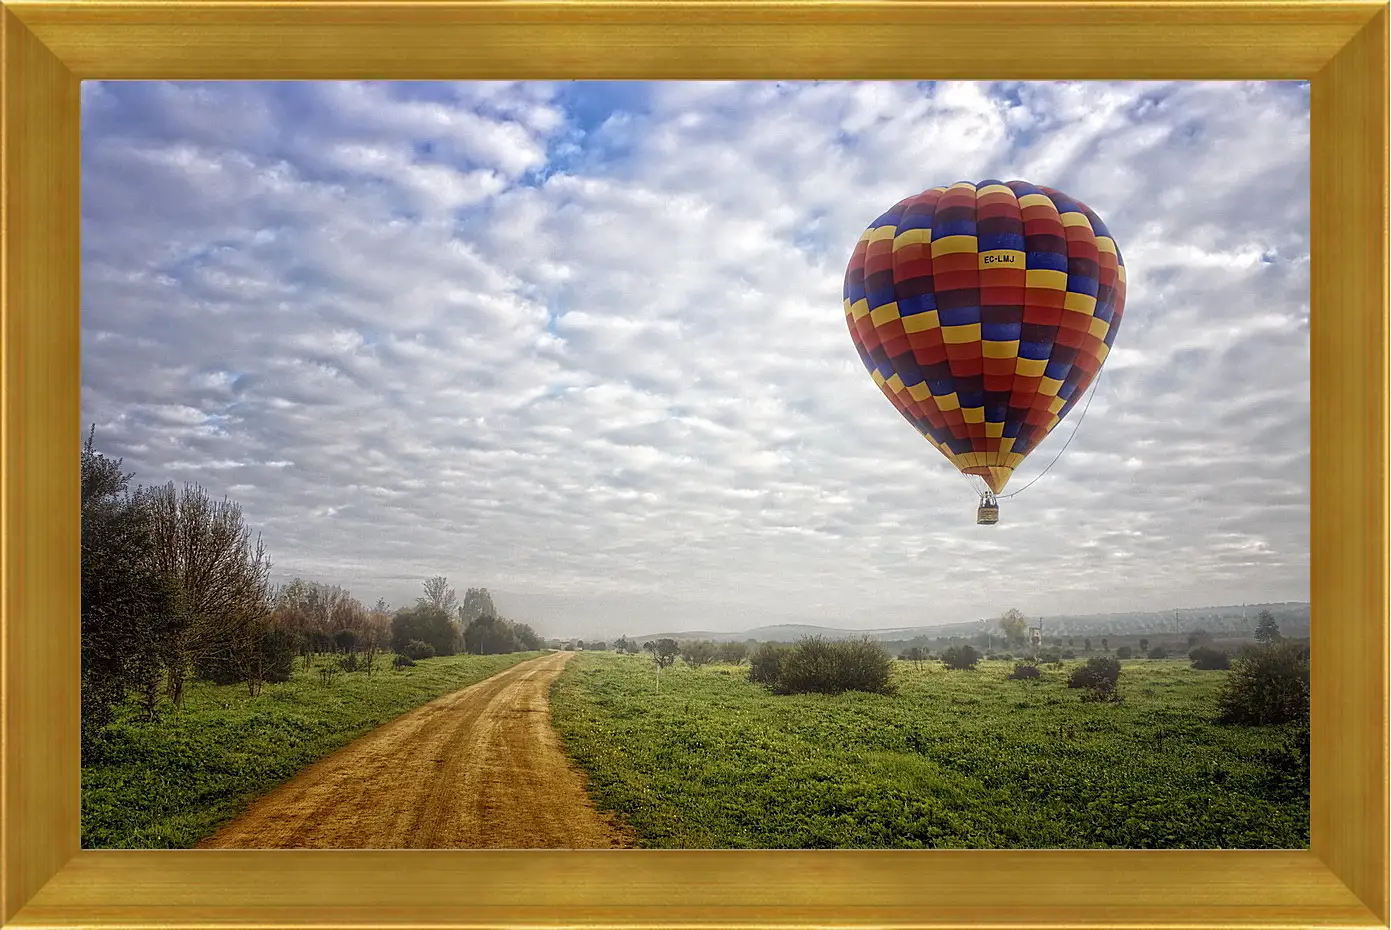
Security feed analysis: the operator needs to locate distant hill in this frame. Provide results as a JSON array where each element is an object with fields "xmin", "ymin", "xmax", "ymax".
[{"xmin": 631, "ymin": 602, "xmax": 1310, "ymax": 646}]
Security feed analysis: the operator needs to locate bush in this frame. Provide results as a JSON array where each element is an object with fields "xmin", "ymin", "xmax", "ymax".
[
  {"xmin": 748, "ymin": 642, "xmax": 788, "ymax": 686},
  {"xmin": 1217, "ymin": 640, "xmax": 1309, "ymax": 725},
  {"xmin": 1190, "ymin": 646, "xmax": 1231, "ymax": 670},
  {"xmin": 392, "ymin": 654, "xmax": 415, "ymax": 670},
  {"xmin": 940, "ymin": 644, "xmax": 981, "ymax": 671},
  {"xmin": 1038, "ymin": 650, "xmax": 1061, "ymax": 664},
  {"xmin": 332, "ymin": 628, "xmax": 360, "ymax": 654},
  {"xmin": 774, "ymin": 637, "xmax": 893, "ymax": 695},
  {"xmin": 1146, "ymin": 646, "xmax": 1169, "ymax": 659},
  {"xmin": 1115, "ymin": 645, "xmax": 1134, "ymax": 659},
  {"xmin": 1007, "ymin": 663, "xmax": 1042, "ymax": 681},
  {"xmin": 260, "ymin": 628, "xmax": 298, "ymax": 683},
  {"xmin": 1069, "ymin": 656, "xmax": 1121, "ymax": 695},
  {"xmin": 680, "ymin": 640, "xmax": 720, "ymax": 668},
  {"xmin": 1061, "ymin": 650, "xmax": 1076, "ymax": 660},
  {"xmin": 403, "ymin": 639, "xmax": 435, "ymax": 661}
]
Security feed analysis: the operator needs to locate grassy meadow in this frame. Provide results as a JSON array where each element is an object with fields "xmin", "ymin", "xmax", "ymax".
[
  {"xmin": 82, "ymin": 650, "xmax": 543, "ymax": 849},
  {"xmin": 550, "ymin": 651, "xmax": 1309, "ymax": 849}
]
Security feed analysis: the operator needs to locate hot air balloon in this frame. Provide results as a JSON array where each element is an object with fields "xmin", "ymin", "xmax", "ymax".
[{"xmin": 842, "ymin": 180, "xmax": 1126, "ymax": 524}]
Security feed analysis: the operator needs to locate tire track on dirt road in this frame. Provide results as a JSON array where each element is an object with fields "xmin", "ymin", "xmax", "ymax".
[{"xmin": 198, "ymin": 651, "xmax": 634, "ymax": 849}]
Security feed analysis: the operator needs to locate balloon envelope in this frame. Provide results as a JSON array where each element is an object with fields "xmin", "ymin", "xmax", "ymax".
[{"xmin": 842, "ymin": 180, "xmax": 1126, "ymax": 494}]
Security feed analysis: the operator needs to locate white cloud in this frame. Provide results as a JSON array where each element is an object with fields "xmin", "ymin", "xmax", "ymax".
[{"xmin": 81, "ymin": 80, "xmax": 1310, "ymax": 637}]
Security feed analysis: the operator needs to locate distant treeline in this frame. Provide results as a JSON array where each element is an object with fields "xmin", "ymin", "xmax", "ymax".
[{"xmin": 80, "ymin": 429, "xmax": 541, "ymax": 754}]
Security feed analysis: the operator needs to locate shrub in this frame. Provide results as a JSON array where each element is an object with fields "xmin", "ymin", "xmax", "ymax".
[
  {"xmin": 392, "ymin": 654, "xmax": 415, "ymax": 670},
  {"xmin": 1115, "ymin": 645, "xmax": 1134, "ymax": 659},
  {"xmin": 748, "ymin": 642, "xmax": 788, "ymax": 686},
  {"xmin": 680, "ymin": 640, "xmax": 720, "ymax": 668},
  {"xmin": 1146, "ymin": 646, "xmax": 1169, "ymax": 659},
  {"xmin": 260, "ymin": 628, "xmax": 298, "ymax": 683},
  {"xmin": 1061, "ymin": 650, "xmax": 1077, "ymax": 660},
  {"xmin": 339, "ymin": 653, "xmax": 360, "ymax": 672},
  {"xmin": 1217, "ymin": 640, "xmax": 1309, "ymax": 725},
  {"xmin": 1038, "ymin": 651, "xmax": 1061, "ymax": 664},
  {"xmin": 940, "ymin": 644, "xmax": 981, "ymax": 671},
  {"xmin": 1069, "ymin": 656, "xmax": 1121, "ymax": 695},
  {"xmin": 1190, "ymin": 646, "xmax": 1231, "ymax": 670},
  {"xmin": 1008, "ymin": 663, "xmax": 1042, "ymax": 681},
  {"xmin": 774, "ymin": 637, "xmax": 893, "ymax": 695},
  {"xmin": 717, "ymin": 641, "xmax": 749, "ymax": 664},
  {"xmin": 403, "ymin": 639, "xmax": 435, "ymax": 661},
  {"xmin": 332, "ymin": 628, "xmax": 360, "ymax": 654}
]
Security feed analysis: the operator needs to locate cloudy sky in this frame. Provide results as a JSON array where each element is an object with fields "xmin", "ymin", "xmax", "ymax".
[{"xmin": 80, "ymin": 80, "xmax": 1310, "ymax": 638}]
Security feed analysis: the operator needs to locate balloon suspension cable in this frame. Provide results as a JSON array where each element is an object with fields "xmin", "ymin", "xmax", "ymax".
[{"xmin": 998, "ymin": 369, "xmax": 1105, "ymax": 501}]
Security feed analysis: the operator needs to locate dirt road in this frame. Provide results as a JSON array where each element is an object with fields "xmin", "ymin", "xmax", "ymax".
[{"xmin": 199, "ymin": 651, "xmax": 633, "ymax": 849}]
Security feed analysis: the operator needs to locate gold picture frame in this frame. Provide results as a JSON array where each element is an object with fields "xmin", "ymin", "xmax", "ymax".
[{"xmin": 2, "ymin": 2, "xmax": 1386, "ymax": 927}]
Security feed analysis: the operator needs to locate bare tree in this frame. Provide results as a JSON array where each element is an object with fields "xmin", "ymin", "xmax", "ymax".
[
  {"xmin": 141, "ymin": 482, "xmax": 273, "ymax": 702},
  {"xmin": 419, "ymin": 576, "xmax": 459, "ymax": 615}
]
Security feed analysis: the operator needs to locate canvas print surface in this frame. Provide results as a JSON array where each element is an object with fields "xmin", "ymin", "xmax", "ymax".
[{"xmin": 79, "ymin": 80, "xmax": 1310, "ymax": 850}]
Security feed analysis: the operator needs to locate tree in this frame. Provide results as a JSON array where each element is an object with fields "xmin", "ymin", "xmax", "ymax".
[
  {"xmin": 512, "ymin": 622, "xmax": 544, "ymax": 651},
  {"xmin": 1101, "ymin": 637, "xmax": 1110, "ymax": 652},
  {"xmin": 459, "ymin": 587, "xmax": 496, "ymax": 623},
  {"xmin": 652, "ymin": 638, "xmax": 679, "ymax": 670},
  {"xmin": 463, "ymin": 614, "xmax": 521, "ymax": 655},
  {"xmin": 680, "ymin": 640, "xmax": 719, "ymax": 667},
  {"xmin": 998, "ymin": 608, "xmax": 1028, "ymax": 646},
  {"xmin": 717, "ymin": 641, "xmax": 749, "ymax": 664},
  {"xmin": 614, "ymin": 635, "xmax": 634, "ymax": 654},
  {"xmin": 1084, "ymin": 638, "xmax": 1092, "ymax": 652},
  {"xmin": 391, "ymin": 605, "xmax": 458, "ymax": 656},
  {"xmin": 1255, "ymin": 610, "xmax": 1281, "ymax": 644},
  {"xmin": 80, "ymin": 431, "xmax": 179, "ymax": 746},
  {"xmin": 141, "ymin": 479, "xmax": 273, "ymax": 702},
  {"xmin": 1139, "ymin": 638, "xmax": 1149, "ymax": 654},
  {"xmin": 419, "ymin": 576, "xmax": 458, "ymax": 615}
]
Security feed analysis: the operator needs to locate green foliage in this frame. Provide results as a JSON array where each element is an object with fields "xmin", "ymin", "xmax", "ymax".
[
  {"xmin": 1115, "ymin": 646, "xmax": 1134, "ymax": 659},
  {"xmin": 717, "ymin": 641, "xmax": 749, "ymax": 664},
  {"xmin": 1008, "ymin": 663, "xmax": 1042, "ymax": 681},
  {"xmin": 462, "ymin": 614, "xmax": 538, "ymax": 655},
  {"xmin": 390, "ymin": 605, "xmax": 457, "ymax": 657},
  {"xmin": 551, "ymin": 654, "xmax": 1309, "ymax": 849},
  {"xmin": 939, "ymin": 644, "xmax": 980, "ymax": 671},
  {"xmin": 1189, "ymin": 647, "xmax": 1231, "ymax": 671},
  {"xmin": 681, "ymin": 640, "xmax": 720, "ymax": 667},
  {"xmin": 651, "ymin": 638, "xmax": 680, "ymax": 670},
  {"xmin": 392, "ymin": 654, "xmax": 416, "ymax": 670},
  {"xmin": 770, "ymin": 637, "xmax": 893, "ymax": 696},
  {"xmin": 1069, "ymin": 656, "xmax": 1122, "ymax": 700},
  {"xmin": 1217, "ymin": 640, "xmax": 1309, "ymax": 726},
  {"xmin": 332, "ymin": 628, "xmax": 360, "ymax": 654},
  {"xmin": 81, "ymin": 652, "xmax": 541, "ymax": 848},
  {"xmin": 748, "ymin": 642, "xmax": 788, "ymax": 685},
  {"xmin": 403, "ymin": 639, "xmax": 435, "ymax": 660},
  {"xmin": 80, "ymin": 431, "xmax": 179, "ymax": 749},
  {"xmin": 1147, "ymin": 646, "xmax": 1169, "ymax": 660},
  {"xmin": 1254, "ymin": 610, "xmax": 1282, "ymax": 644}
]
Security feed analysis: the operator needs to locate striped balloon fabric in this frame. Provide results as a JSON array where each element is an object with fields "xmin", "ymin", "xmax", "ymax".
[{"xmin": 842, "ymin": 180, "xmax": 1126, "ymax": 495}]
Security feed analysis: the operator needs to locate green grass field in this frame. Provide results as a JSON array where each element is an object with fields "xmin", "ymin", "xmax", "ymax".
[
  {"xmin": 81, "ymin": 651, "xmax": 543, "ymax": 849},
  {"xmin": 550, "ymin": 652, "xmax": 1309, "ymax": 849}
]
